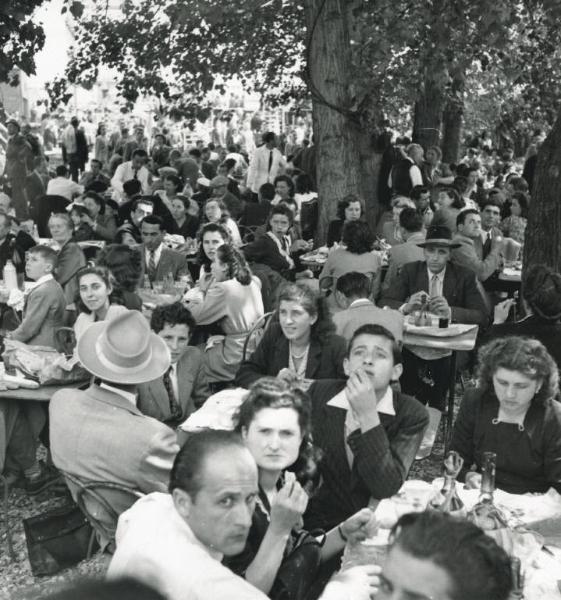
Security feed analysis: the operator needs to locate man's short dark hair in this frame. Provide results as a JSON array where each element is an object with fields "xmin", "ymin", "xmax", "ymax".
[
  {"xmin": 223, "ymin": 158, "xmax": 236, "ymax": 171},
  {"xmin": 141, "ymin": 215, "xmax": 163, "ymax": 229},
  {"xmin": 131, "ymin": 149, "xmax": 148, "ymax": 160},
  {"xmin": 169, "ymin": 430, "xmax": 247, "ymax": 498},
  {"xmin": 410, "ymin": 185, "xmax": 429, "ymax": 201},
  {"xmin": 90, "ymin": 159, "xmax": 102, "ymax": 168},
  {"xmin": 481, "ymin": 198, "xmax": 501, "ymax": 212},
  {"xmin": 151, "ymin": 302, "xmax": 196, "ymax": 334},
  {"xmin": 336, "ymin": 272, "xmax": 370, "ymax": 299},
  {"xmin": 56, "ymin": 165, "xmax": 68, "ymax": 177},
  {"xmin": 399, "ymin": 207, "xmax": 423, "ymax": 233},
  {"xmin": 456, "ymin": 208, "xmax": 480, "ymax": 227},
  {"xmin": 262, "ymin": 131, "xmax": 275, "ymax": 144},
  {"xmin": 390, "ymin": 511, "xmax": 511, "ymax": 600},
  {"xmin": 259, "ymin": 182, "xmax": 275, "ymax": 201},
  {"xmin": 189, "ymin": 148, "xmax": 201, "ymax": 159},
  {"xmin": 123, "ymin": 179, "xmax": 142, "ymax": 197},
  {"xmin": 348, "ymin": 323, "xmax": 402, "ymax": 364}
]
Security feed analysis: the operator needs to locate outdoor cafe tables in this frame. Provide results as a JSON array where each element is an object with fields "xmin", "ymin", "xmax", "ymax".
[
  {"xmin": 373, "ymin": 480, "xmax": 561, "ymax": 600},
  {"xmin": 402, "ymin": 319, "xmax": 479, "ymax": 451}
]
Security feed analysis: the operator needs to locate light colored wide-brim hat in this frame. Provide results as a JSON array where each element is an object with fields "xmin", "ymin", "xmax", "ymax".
[{"xmin": 77, "ymin": 310, "xmax": 170, "ymax": 385}]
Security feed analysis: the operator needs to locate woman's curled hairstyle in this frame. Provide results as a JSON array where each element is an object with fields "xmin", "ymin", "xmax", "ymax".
[
  {"xmin": 477, "ymin": 336, "xmax": 559, "ymax": 405},
  {"xmin": 234, "ymin": 377, "xmax": 322, "ymax": 492},
  {"xmin": 216, "ymin": 244, "xmax": 252, "ymax": 285},
  {"xmin": 342, "ymin": 220, "xmax": 374, "ymax": 254}
]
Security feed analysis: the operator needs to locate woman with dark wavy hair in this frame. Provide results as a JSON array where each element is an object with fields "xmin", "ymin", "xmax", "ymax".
[
  {"xmin": 236, "ymin": 282, "xmax": 347, "ymax": 388},
  {"xmin": 188, "ymin": 244, "xmax": 264, "ymax": 383},
  {"xmin": 224, "ymin": 377, "xmax": 372, "ymax": 597},
  {"xmin": 96, "ymin": 243, "xmax": 143, "ymax": 311},
  {"xmin": 451, "ymin": 335, "xmax": 561, "ymax": 494},
  {"xmin": 319, "ymin": 220, "xmax": 382, "ymax": 301},
  {"xmin": 326, "ymin": 194, "xmax": 364, "ymax": 247}
]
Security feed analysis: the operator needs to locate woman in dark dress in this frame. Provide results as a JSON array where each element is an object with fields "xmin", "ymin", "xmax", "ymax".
[
  {"xmin": 224, "ymin": 378, "xmax": 372, "ymax": 598},
  {"xmin": 451, "ymin": 336, "xmax": 561, "ymax": 494},
  {"xmin": 326, "ymin": 194, "xmax": 364, "ymax": 247}
]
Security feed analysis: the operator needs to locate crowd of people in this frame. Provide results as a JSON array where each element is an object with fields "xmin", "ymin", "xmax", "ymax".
[{"xmin": 0, "ymin": 114, "xmax": 560, "ymax": 600}]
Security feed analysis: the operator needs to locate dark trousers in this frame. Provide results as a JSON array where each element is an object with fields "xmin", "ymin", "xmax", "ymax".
[
  {"xmin": 67, "ymin": 153, "xmax": 81, "ymax": 182},
  {"xmin": 401, "ymin": 348, "xmax": 452, "ymax": 412}
]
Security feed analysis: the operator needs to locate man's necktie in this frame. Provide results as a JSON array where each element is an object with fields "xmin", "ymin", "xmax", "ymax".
[
  {"xmin": 163, "ymin": 367, "xmax": 182, "ymax": 422},
  {"xmin": 133, "ymin": 169, "xmax": 139, "ymax": 180},
  {"xmin": 482, "ymin": 231, "xmax": 492, "ymax": 258},
  {"xmin": 148, "ymin": 250, "xmax": 156, "ymax": 281},
  {"xmin": 430, "ymin": 274, "xmax": 439, "ymax": 298},
  {"xmin": 268, "ymin": 150, "xmax": 273, "ymax": 173}
]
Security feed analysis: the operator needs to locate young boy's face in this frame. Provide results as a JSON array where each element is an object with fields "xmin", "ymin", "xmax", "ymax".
[
  {"xmin": 343, "ymin": 333, "xmax": 402, "ymax": 394},
  {"xmin": 25, "ymin": 252, "xmax": 52, "ymax": 281}
]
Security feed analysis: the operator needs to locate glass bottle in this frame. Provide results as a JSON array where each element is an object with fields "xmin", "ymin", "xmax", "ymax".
[
  {"xmin": 429, "ymin": 451, "xmax": 466, "ymax": 517},
  {"xmin": 468, "ymin": 452, "xmax": 508, "ymax": 530},
  {"xmin": 508, "ymin": 556, "xmax": 524, "ymax": 599}
]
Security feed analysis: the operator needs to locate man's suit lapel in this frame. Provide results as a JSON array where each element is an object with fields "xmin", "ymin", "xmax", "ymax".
[
  {"xmin": 322, "ymin": 400, "xmax": 352, "ymax": 482},
  {"xmin": 156, "ymin": 249, "xmax": 168, "ymax": 281},
  {"xmin": 443, "ymin": 264, "xmax": 457, "ymax": 300},
  {"xmin": 176, "ymin": 355, "xmax": 195, "ymax": 416},
  {"xmin": 415, "ymin": 262, "xmax": 429, "ymax": 294},
  {"xmin": 145, "ymin": 378, "xmax": 171, "ymax": 421}
]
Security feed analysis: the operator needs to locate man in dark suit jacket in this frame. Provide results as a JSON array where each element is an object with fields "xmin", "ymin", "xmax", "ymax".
[
  {"xmin": 140, "ymin": 215, "xmax": 189, "ymax": 283},
  {"xmin": 380, "ymin": 225, "xmax": 488, "ymax": 410},
  {"xmin": 138, "ymin": 303, "xmax": 210, "ymax": 428},
  {"xmin": 304, "ymin": 324, "xmax": 428, "ymax": 532}
]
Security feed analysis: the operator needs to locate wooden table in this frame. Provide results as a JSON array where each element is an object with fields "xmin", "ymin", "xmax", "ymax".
[
  {"xmin": 0, "ymin": 381, "xmax": 83, "ymax": 402},
  {"xmin": 403, "ymin": 323, "xmax": 479, "ymax": 451}
]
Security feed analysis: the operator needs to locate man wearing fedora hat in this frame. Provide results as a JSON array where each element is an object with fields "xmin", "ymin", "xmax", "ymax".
[
  {"xmin": 381, "ymin": 225, "xmax": 488, "ymax": 411},
  {"xmin": 50, "ymin": 310, "xmax": 180, "ymax": 549}
]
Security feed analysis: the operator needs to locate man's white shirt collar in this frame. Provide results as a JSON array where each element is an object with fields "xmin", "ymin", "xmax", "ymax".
[
  {"xmin": 327, "ymin": 386, "xmax": 395, "ymax": 416},
  {"xmin": 99, "ymin": 382, "xmax": 137, "ymax": 406}
]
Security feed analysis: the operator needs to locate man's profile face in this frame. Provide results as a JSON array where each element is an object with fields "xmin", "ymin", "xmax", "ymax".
[
  {"xmin": 424, "ymin": 245, "xmax": 450, "ymax": 274},
  {"xmin": 175, "ymin": 448, "xmax": 258, "ymax": 556},
  {"xmin": 141, "ymin": 221, "xmax": 164, "ymax": 250},
  {"xmin": 158, "ymin": 323, "xmax": 190, "ymax": 364},
  {"xmin": 91, "ymin": 161, "xmax": 101, "ymax": 174},
  {"xmin": 343, "ymin": 333, "xmax": 401, "ymax": 393},
  {"xmin": 481, "ymin": 205, "xmax": 501, "ymax": 230},
  {"xmin": 378, "ymin": 544, "xmax": 454, "ymax": 600}
]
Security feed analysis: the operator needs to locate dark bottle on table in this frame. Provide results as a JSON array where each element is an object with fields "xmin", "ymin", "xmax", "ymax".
[
  {"xmin": 468, "ymin": 452, "xmax": 508, "ymax": 530},
  {"xmin": 429, "ymin": 451, "xmax": 466, "ymax": 517}
]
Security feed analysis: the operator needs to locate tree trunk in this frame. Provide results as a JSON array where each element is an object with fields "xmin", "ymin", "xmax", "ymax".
[
  {"xmin": 305, "ymin": 0, "xmax": 379, "ymax": 242},
  {"xmin": 523, "ymin": 108, "xmax": 561, "ymax": 274},
  {"xmin": 441, "ymin": 76, "xmax": 465, "ymax": 163},
  {"xmin": 412, "ymin": 57, "xmax": 447, "ymax": 151}
]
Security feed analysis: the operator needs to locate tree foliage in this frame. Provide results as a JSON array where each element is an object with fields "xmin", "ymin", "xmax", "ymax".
[{"xmin": 0, "ymin": 0, "xmax": 46, "ymax": 85}]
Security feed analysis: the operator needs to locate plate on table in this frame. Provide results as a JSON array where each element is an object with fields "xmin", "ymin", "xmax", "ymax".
[
  {"xmin": 301, "ymin": 252, "xmax": 327, "ymax": 264},
  {"xmin": 404, "ymin": 319, "xmax": 478, "ymax": 338}
]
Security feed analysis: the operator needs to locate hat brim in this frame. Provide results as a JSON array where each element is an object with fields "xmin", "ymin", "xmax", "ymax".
[
  {"xmin": 417, "ymin": 239, "xmax": 461, "ymax": 249},
  {"xmin": 77, "ymin": 320, "xmax": 171, "ymax": 384}
]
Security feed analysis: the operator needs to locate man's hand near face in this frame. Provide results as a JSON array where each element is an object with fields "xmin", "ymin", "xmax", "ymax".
[{"xmin": 346, "ymin": 368, "xmax": 380, "ymax": 432}]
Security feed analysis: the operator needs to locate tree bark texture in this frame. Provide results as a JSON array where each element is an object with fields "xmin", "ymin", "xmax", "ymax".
[
  {"xmin": 412, "ymin": 59, "xmax": 447, "ymax": 151},
  {"xmin": 523, "ymin": 108, "xmax": 561, "ymax": 274},
  {"xmin": 305, "ymin": 0, "xmax": 379, "ymax": 242},
  {"xmin": 441, "ymin": 76, "xmax": 465, "ymax": 163}
]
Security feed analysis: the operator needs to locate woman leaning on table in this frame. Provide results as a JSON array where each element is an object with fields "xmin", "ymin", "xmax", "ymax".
[
  {"xmin": 235, "ymin": 282, "xmax": 347, "ymax": 389},
  {"xmin": 223, "ymin": 378, "xmax": 373, "ymax": 599},
  {"xmin": 450, "ymin": 335, "xmax": 561, "ymax": 495}
]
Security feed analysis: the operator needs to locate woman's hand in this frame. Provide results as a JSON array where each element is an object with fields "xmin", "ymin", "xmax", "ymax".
[
  {"xmin": 464, "ymin": 471, "xmax": 482, "ymax": 489},
  {"xmin": 327, "ymin": 565, "xmax": 381, "ymax": 600},
  {"xmin": 269, "ymin": 473, "xmax": 308, "ymax": 536},
  {"xmin": 493, "ymin": 298, "xmax": 515, "ymax": 324},
  {"xmin": 340, "ymin": 508, "xmax": 374, "ymax": 544},
  {"xmin": 277, "ymin": 368, "xmax": 298, "ymax": 384},
  {"xmin": 290, "ymin": 239, "xmax": 309, "ymax": 253}
]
